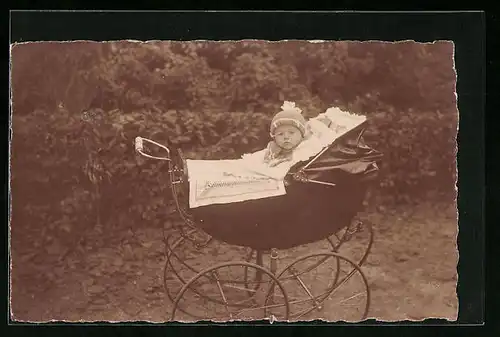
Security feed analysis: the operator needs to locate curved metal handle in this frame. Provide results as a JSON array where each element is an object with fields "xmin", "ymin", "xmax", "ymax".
[{"xmin": 135, "ymin": 136, "xmax": 171, "ymax": 161}]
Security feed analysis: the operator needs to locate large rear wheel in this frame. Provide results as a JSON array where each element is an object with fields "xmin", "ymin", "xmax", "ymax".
[
  {"xmin": 276, "ymin": 251, "xmax": 370, "ymax": 322},
  {"xmin": 170, "ymin": 261, "xmax": 290, "ymax": 322}
]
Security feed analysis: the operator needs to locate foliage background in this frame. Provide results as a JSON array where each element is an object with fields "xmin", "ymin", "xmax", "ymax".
[{"xmin": 10, "ymin": 41, "xmax": 458, "ymax": 312}]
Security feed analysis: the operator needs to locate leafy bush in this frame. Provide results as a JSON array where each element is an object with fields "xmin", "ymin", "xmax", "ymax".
[{"xmin": 10, "ymin": 40, "xmax": 458, "ymax": 255}]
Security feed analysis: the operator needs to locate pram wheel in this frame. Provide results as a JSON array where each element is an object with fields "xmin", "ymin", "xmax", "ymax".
[
  {"xmin": 164, "ymin": 223, "xmax": 373, "ymax": 322},
  {"xmin": 277, "ymin": 251, "xmax": 370, "ymax": 321},
  {"xmin": 164, "ymin": 229, "xmax": 264, "ymax": 315},
  {"xmin": 170, "ymin": 261, "xmax": 290, "ymax": 322}
]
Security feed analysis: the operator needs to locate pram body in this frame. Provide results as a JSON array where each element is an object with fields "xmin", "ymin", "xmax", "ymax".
[{"xmin": 188, "ymin": 128, "xmax": 381, "ymax": 250}]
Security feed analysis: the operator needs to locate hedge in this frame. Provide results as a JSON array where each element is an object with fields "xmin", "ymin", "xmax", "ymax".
[{"xmin": 10, "ymin": 40, "xmax": 458, "ymax": 255}]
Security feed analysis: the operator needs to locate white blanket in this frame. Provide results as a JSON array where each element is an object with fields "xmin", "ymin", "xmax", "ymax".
[
  {"xmin": 187, "ymin": 108, "xmax": 366, "ymax": 208},
  {"xmin": 186, "ymin": 159, "xmax": 288, "ymax": 208}
]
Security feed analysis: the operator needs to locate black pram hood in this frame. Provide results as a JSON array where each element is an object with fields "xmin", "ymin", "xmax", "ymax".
[{"xmin": 289, "ymin": 126, "xmax": 382, "ymax": 183}]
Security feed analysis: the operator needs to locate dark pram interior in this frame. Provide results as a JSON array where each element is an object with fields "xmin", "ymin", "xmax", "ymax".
[{"xmin": 181, "ymin": 126, "xmax": 383, "ymax": 251}]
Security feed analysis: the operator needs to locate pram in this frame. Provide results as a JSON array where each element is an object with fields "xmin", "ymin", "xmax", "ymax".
[{"xmin": 135, "ymin": 115, "xmax": 382, "ymax": 322}]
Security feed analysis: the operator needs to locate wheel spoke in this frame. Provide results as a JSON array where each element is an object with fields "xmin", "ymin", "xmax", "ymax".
[
  {"xmin": 287, "ymin": 266, "xmax": 321, "ymax": 309},
  {"xmin": 333, "ymin": 291, "xmax": 367, "ymax": 306},
  {"xmin": 212, "ymin": 271, "xmax": 233, "ymax": 319}
]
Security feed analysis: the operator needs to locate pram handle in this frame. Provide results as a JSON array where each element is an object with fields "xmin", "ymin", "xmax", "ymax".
[
  {"xmin": 135, "ymin": 137, "xmax": 144, "ymax": 152},
  {"xmin": 135, "ymin": 136, "xmax": 171, "ymax": 162}
]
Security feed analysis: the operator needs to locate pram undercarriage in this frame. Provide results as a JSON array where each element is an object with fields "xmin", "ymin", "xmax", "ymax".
[{"xmin": 135, "ymin": 125, "xmax": 382, "ymax": 322}]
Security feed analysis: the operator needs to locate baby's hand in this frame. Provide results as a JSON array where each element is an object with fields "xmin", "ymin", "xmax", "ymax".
[
  {"xmin": 263, "ymin": 149, "xmax": 273, "ymax": 164},
  {"xmin": 263, "ymin": 142, "xmax": 278, "ymax": 163}
]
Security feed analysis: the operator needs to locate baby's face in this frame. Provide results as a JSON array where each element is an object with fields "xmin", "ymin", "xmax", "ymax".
[{"xmin": 273, "ymin": 124, "xmax": 303, "ymax": 150}]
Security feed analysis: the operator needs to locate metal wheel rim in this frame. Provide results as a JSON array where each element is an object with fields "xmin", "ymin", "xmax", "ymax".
[
  {"xmin": 170, "ymin": 261, "xmax": 290, "ymax": 321},
  {"xmin": 276, "ymin": 251, "xmax": 371, "ymax": 321}
]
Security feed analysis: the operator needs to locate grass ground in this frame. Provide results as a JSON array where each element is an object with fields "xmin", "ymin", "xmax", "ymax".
[{"xmin": 10, "ymin": 200, "xmax": 458, "ymax": 322}]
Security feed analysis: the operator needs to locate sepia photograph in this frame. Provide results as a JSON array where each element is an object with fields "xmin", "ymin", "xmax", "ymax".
[{"xmin": 9, "ymin": 39, "xmax": 459, "ymax": 323}]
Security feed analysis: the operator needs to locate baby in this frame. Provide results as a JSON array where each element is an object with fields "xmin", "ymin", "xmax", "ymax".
[{"xmin": 263, "ymin": 102, "xmax": 310, "ymax": 167}]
